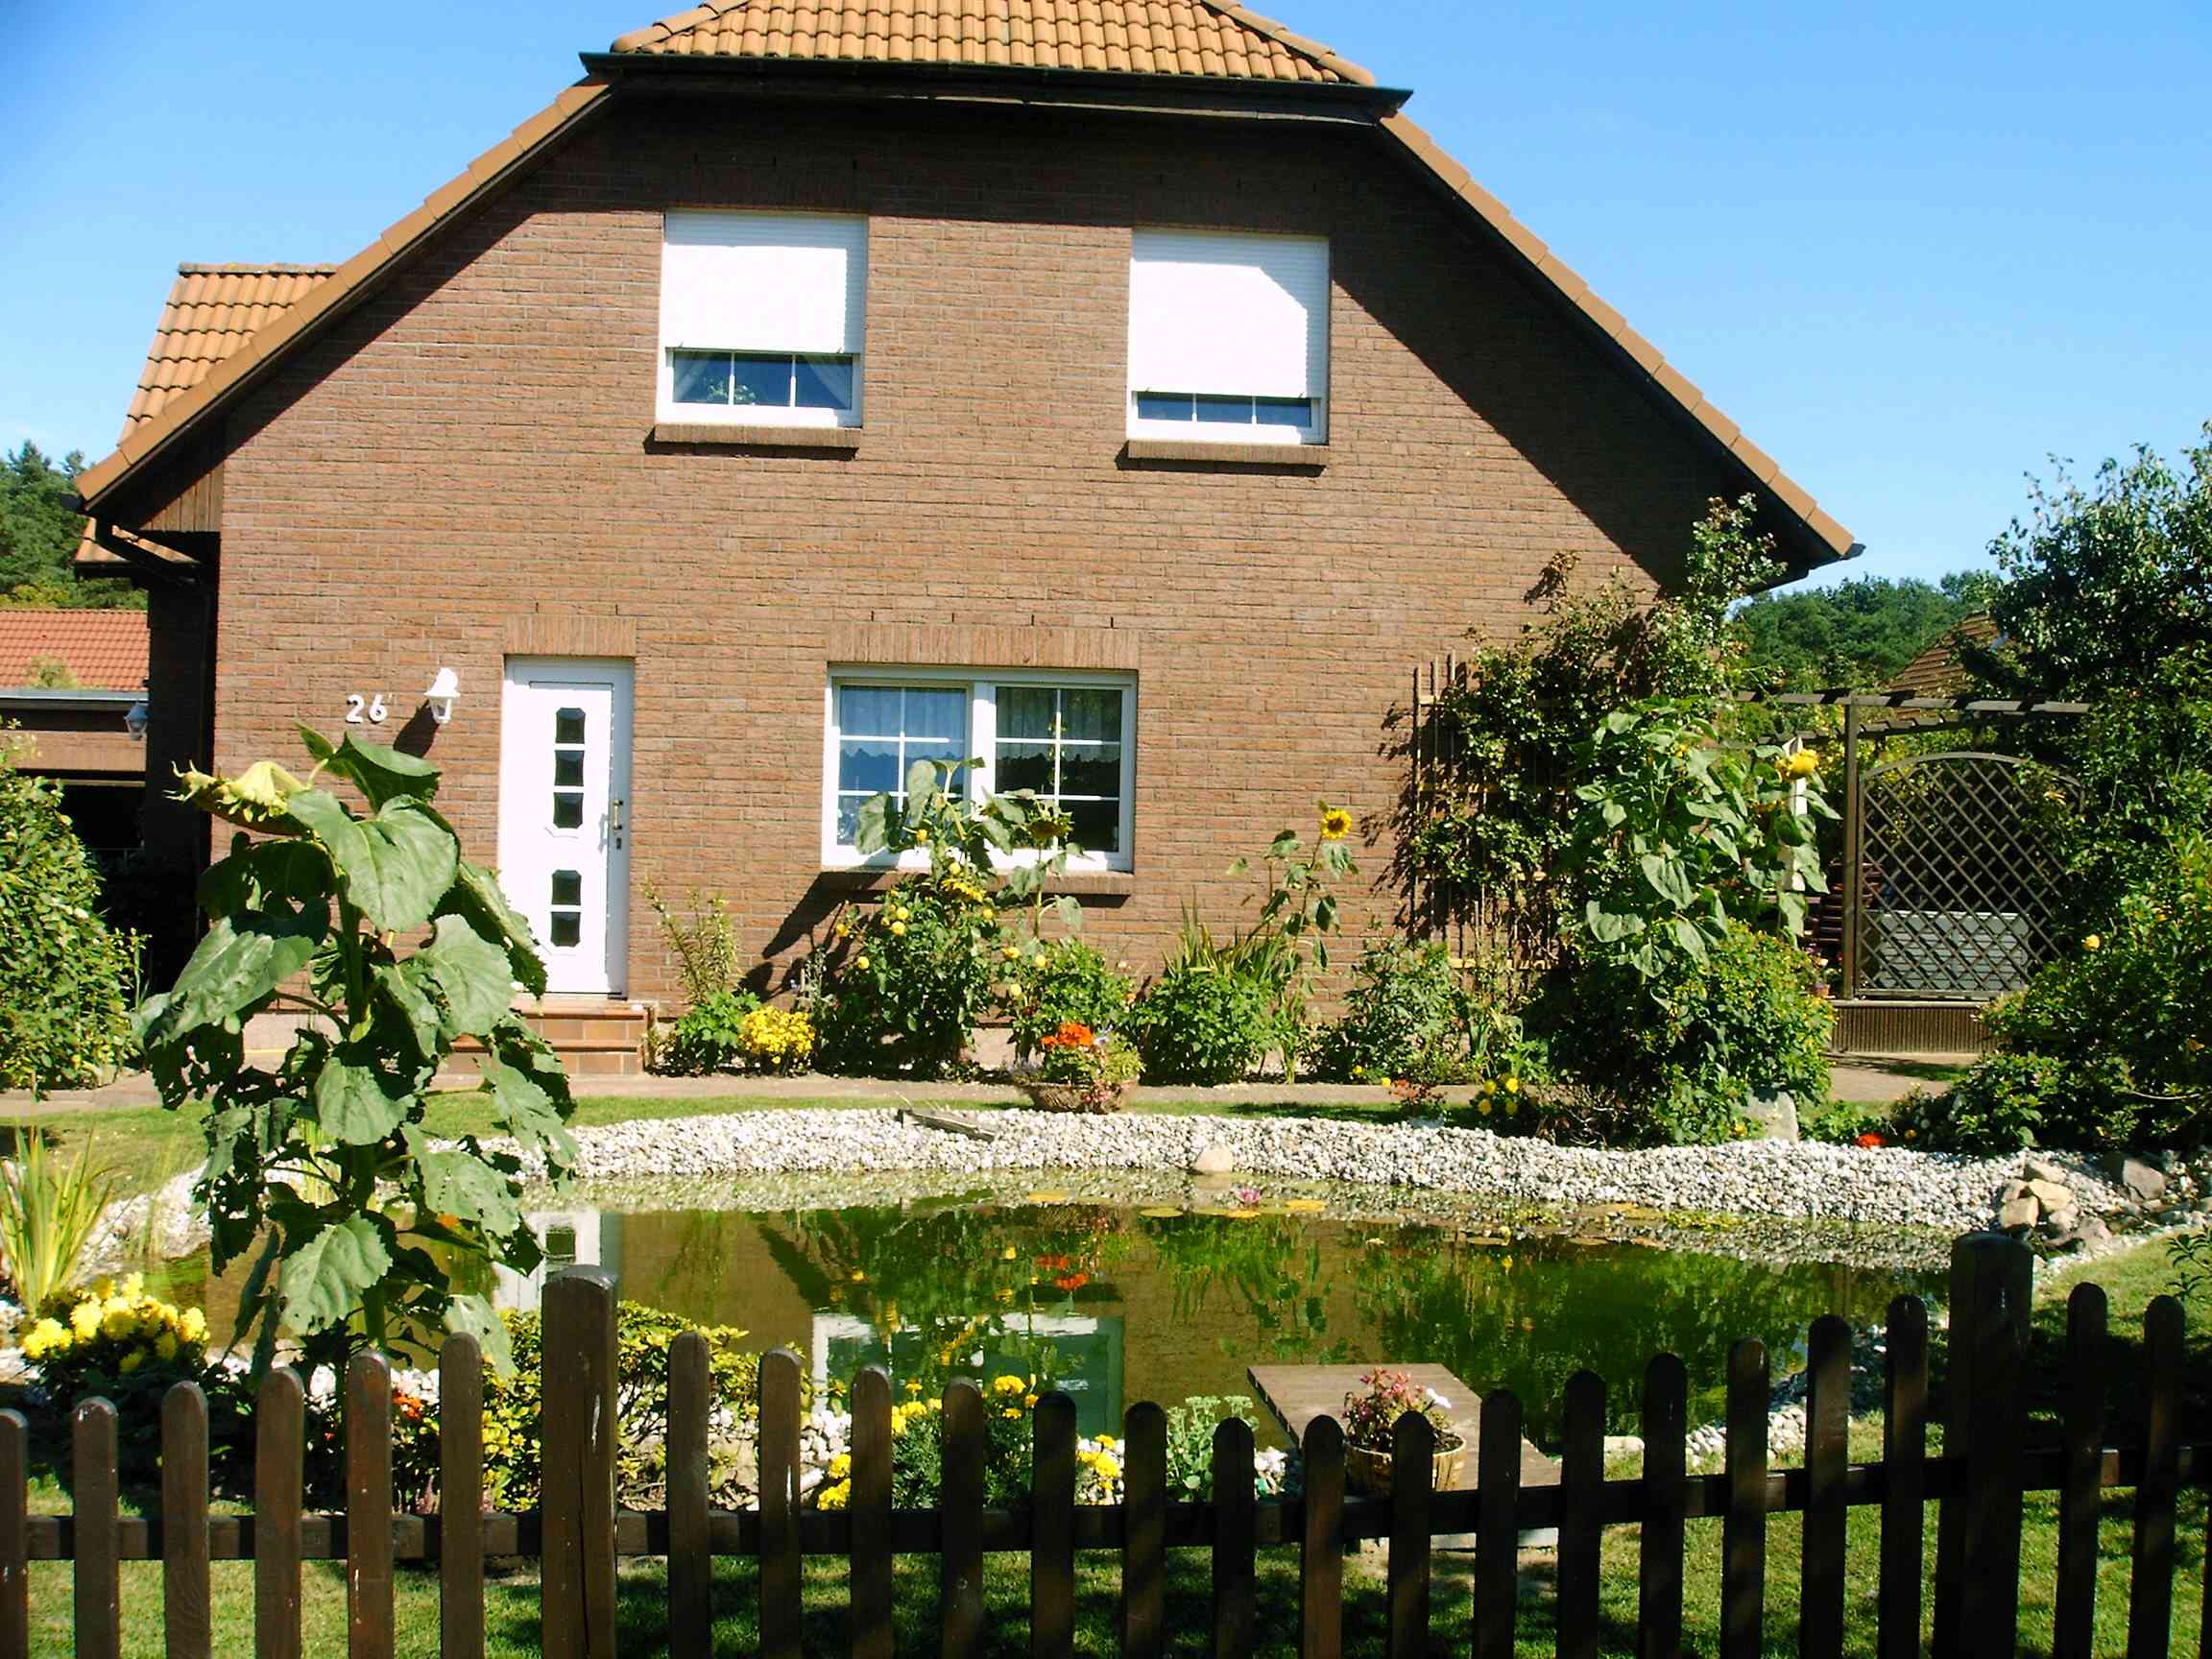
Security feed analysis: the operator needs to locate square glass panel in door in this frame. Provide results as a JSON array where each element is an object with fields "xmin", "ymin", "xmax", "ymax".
[
  {"xmin": 555, "ymin": 708, "xmax": 586, "ymax": 745},
  {"xmin": 551, "ymin": 870, "xmax": 581, "ymax": 907},
  {"xmin": 550, "ymin": 912, "xmax": 581, "ymax": 948},
  {"xmin": 552, "ymin": 792, "xmax": 584, "ymax": 830},
  {"xmin": 553, "ymin": 751, "xmax": 584, "ymax": 788}
]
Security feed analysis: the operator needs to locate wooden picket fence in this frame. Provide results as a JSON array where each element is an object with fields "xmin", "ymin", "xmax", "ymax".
[{"xmin": 10, "ymin": 1234, "xmax": 2208, "ymax": 1658}]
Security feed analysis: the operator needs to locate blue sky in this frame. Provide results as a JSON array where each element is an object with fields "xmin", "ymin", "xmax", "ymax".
[{"xmin": 3, "ymin": 1, "xmax": 2205, "ymax": 592}]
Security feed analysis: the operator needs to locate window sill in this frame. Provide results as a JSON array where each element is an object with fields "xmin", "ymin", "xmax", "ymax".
[
  {"xmin": 649, "ymin": 423, "xmax": 861, "ymax": 452},
  {"xmin": 817, "ymin": 867, "xmax": 1135, "ymax": 900},
  {"xmin": 1119, "ymin": 439, "xmax": 1328, "ymax": 470}
]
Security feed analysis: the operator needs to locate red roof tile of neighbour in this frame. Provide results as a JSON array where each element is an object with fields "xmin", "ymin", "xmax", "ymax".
[
  {"xmin": 0, "ymin": 611, "xmax": 149, "ymax": 691},
  {"xmin": 120, "ymin": 264, "xmax": 336, "ymax": 440},
  {"xmin": 609, "ymin": 0, "xmax": 1373, "ymax": 84},
  {"xmin": 1889, "ymin": 613, "xmax": 2000, "ymax": 697}
]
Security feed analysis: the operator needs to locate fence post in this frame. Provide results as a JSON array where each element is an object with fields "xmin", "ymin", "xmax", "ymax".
[
  {"xmin": 161, "ymin": 1381, "xmax": 211, "ymax": 1659},
  {"xmin": 255, "ymin": 1368, "xmax": 305, "ymax": 1659},
  {"xmin": 1386, "ymin": 1412, "xmax": 1433, "ymax": 1659},
  {"xmin": 346, "ymin": 1351, "xmax": 395, "ymax": 1659},
  {"xmin": 1935, "ymin": 1232, "xmax": 2031, "ymax": 1659},
  {"xmin": 757, "ymin": 1350, "xmax": 804, "ymax": 1659},
  {"xmin": 74, "ymin": 1398, "xmax": 120, "ymax": 1659},
  {"xmin": 1298, "ymin": 1415, "xmax": 1344, "ymax": 1659},
  {"xmin": 0, "ymin": 1409, "xmax": 25, "ymax": 1659},
  {"xmin": 541, "ymin": 1268, "xmax": 619, "ymax": 1659}
]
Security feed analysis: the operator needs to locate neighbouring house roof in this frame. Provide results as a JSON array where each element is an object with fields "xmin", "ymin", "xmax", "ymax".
[
  {"xmin": 119, "ymin": 264, "xmax": 336, "ymax": 439},
  {"xmin": 608, "ymin": 0, "xmax": 1373, "ymax": 84},
  {"xmin": 1890, "ymin": 613, "xmax": 2001, "ymax": 697},
  {"xmin": 0, "ymin": 611, "xmax": 149, "ymax": 692},
  {"xmin": 73, "ymin": 2, "xmax": 1859, "ymax": 569}
]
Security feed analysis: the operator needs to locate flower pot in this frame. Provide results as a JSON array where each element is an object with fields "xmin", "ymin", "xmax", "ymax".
[
  {"xmin": 1017, "ymin": 1079, "xmax": 1137, "ymax": 1114},
  {"xmin": 1344, "ymin": 1440, "xmax": 1466, "ymax": 1497}
]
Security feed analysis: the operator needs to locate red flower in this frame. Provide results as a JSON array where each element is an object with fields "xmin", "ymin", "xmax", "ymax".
[
  {"xmin": 1041, "ymin": 1021, "xmax": 1095, "ymax": 1049},
  {"xmin": 1053, "ymin": 1272, "xmax": 1090, "ymax": 1292},
  {"xmin": 1855, "ymin": 1131, "xmax": 1886, "ymax": 1148}
]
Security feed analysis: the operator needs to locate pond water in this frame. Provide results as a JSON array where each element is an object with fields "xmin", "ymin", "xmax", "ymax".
[{"xmin": 156, "ymin": 1182, "xmax": 1943, "ymax": 1446}]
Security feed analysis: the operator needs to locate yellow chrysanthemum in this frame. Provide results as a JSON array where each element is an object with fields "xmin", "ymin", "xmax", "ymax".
[
  {"xmin": 817, "ymin": 1480, "xmax": 851, "ymax": 1510},
  {"xmin": 180, "ymin": 1309, "xmax": 207, "ymax": 1343}
]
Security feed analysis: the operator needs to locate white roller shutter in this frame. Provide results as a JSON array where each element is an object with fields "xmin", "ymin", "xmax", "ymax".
[
  {"xmin": 1128, "ymin": 228, "xmax": 1329, "ymax": 399},
  {"xmin": 660, "ymin": 211, "xmax": 868, "ymax": 354}
]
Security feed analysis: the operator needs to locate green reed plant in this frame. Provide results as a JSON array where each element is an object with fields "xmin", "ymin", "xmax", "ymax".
[{"xmin": 0, "ymin": 1131, "xmax": 117, "ymax": 1310}]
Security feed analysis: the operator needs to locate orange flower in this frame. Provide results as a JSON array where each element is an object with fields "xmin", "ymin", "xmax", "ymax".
[
  {"xmin": 1855, "ymin": 1131, "xmax": 1886, "ymax": 1148},
  {"xmin": 1042, "ymin": 1021, "xmax": 1095, "ymax": 1048}
]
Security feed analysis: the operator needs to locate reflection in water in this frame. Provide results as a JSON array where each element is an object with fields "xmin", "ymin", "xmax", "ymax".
[{"xmin": 450, "ymin": 1198, "xmax": 1941, "ymax": 1444}]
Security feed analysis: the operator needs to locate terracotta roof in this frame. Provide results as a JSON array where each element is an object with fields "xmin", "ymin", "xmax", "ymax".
[
  {"xmin": 119, "ymin": 264, "xmax": 336, "ymax": 440},
  {"xmin": 1889, "ymin": 613, "xmax": 2000, "ymax": 697},
  {"xmin": 0, "ymin": 611, "xmax": 149, "ymax": 692},
  {"xmin": 608, "ymin": 0, "xmax": 1374, "ymax": 84}
]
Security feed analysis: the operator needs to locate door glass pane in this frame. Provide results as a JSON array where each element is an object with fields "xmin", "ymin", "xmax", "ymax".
[
  {"xmin": 670, "ymin": 350, "xmax": 733, "ymax": 405},
  {"xmin": 550, "ymin": 912, "xmax": 581, "ymax": 948},
  {"xmin": 1068, "ymin": 797, "xmax": 1119, "ymax": 853},
  {"xmin": 903, "ymin": 687, "xmax": 965, "ymax": 741},
  {"xmin": 555, "ymin": 708, "xmax": 587, "ymax": 745},
  {"xmin": 1060, "ymin": 744, "xmax": 1121, "ymax": 797},
  {"xmin": 999, "ymin": 686, "xmax": 1054, "ymax": 740},
  {"xmin": 553, "ymin": 792, "xmax": 583, "ymax": 830},
  {"xmin": 1061, "ymin": 689, "xmax": 1121, "ymax": 742},
  {"xmin": 551, "ymin": 870, "xmax": 581, "ymax": 907},
  {"xmin": 838, "ymin": 740, "xmax": 899, "ymax": 795},
  {"xmin": 553, "ymin": 751, "xmax": 584, "ymax": 788},
  {"xmin": 731, "ymin": 353, "xmax": 792, "ymax": 408},
  {"xmin": 995, "ymin": 740, "xmax": 1053, "ymax": 794},
  {"xmin": 793, "ymin": 355, "xmax": 855, "ymax": 411}
]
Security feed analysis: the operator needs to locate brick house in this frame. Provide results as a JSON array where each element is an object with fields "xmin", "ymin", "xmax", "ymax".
[
  {"xmin": 0, "ymin": 610, "xmax": 149, "ymax": 858},
  {"xmin": 73, "ymin": 0, "xmax": 1856, "ymax": 1026}
]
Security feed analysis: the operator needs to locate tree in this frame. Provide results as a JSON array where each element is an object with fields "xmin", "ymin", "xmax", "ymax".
[
  {"xmin": 1734, "ymin": 573, "xmax": 1993, "ymax": 690},
  {"xmin": 0, "ymin": 442, "xmax": 142, "ymax": 611},
  {"xmin": 1965, "ymin": 423, "xmax": 2212, "ymax": 698}
]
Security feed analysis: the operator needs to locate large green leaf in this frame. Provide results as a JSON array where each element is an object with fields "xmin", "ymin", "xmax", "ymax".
[
  {"xmin": 1585, "ymin": 902, "xmax": 1647, "ymax": 944},
  {"xmin": 301, "ymin": 726, "xmax": 442, "ymax": 809},
  {"xmin": 853, "ymin": 793, "xmax": 893, "ymax": 856},
  {"xmin": 277, "ymin": 1215, "xmax": 392, "ymax": 1334},
  {"xmin": 439, "ymin": 860, "xmax": 547, "ymax": 998},
  {"xmin": 373, "ymin": 962, "xmax": 444, "ymax": 1063},
  {"xmin": 140, "ymin": 904, "xmax": 327, "ymax": 1045},
  {"xmin": 408, "ymin": 915, "xmax": 515, "ymax": 1037},
  {"xmin": 287, "ymin": 790, "xmax": 458, "ymax": 933},
  {"xmin": 311, "ymin": 1046, "xmax": 417, "ymax": 1144},
  {"xmin": 445, "ymin": 1292, "xmax": 515, "ymax": 1374},
  {"xmin": 1639, "ymin": 854, "xmax": 1698, "ymax": 909},
  {"xmin": 411, "ymin": 1142, "xmax": 523, "ymax": 1237}
]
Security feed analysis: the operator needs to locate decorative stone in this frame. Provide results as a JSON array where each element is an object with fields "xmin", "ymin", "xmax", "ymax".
[
  {"xmin": 1998, "ymin": 1196, "xmax": 2039, "ymax": 1231},
  {"xmin": 2025, "ymin": 1156, "xmax": 2070, "ymax": 1186},
  {"xmin": 1190, "ymin": 1143, "xmax": 1237, "ymax": 1176},
  {"xmin": 2115, "ymin": 1156, "xmax": 2169, "ymax": 1203},
  {"xmin": 2079, "ymin": 1215, "xmax": 2112, "ymax": 1244},
  {"xmin": 2026, "ymin": 1179, "xmax": 2074, "ymax": 1211},
  {"xmin": 1744, "ymin": 1090, "xmax": 1799, "ymax": 1142},
  {"xmin": 1999, "ymin": 1179, "xmax": 2030, "ymax": 1205}
]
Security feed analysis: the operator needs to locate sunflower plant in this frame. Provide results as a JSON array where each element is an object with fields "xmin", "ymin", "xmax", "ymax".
[{"xmin": 1222, "ymin": 803, "xmax": 1358, "ymax": 1080}]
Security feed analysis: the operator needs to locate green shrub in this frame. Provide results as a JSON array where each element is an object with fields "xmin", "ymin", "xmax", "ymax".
[
  {"xmin": 650, "ymin": 988, "xmax": 762, "ymax": 1076},
  {"xmin": 815, "ymin": 874, "xmax": 1002, "ymax": 1077},
  {"xmin": 1894, "ymin": 1052, "xmax": 2140, "ymax": 1154},
  {"xmin": 1000, "ymin": 938, "xmax": 1134, "ymax": 1060},
  {"xmin": 0, "ymin": 746, "xmax": 137, "ymax": 1093},
  {"xmin": 1129, "ymin": 962, "xmax": 1275, "ymax": 1085},
  {"xmin": 484, "ymin": 1300, "xmax": 759, "ymax": 1510},
  {"xmin": 1542, "ymin": 924, "xmax": 1831, "ymax": 1144},
  {"xmin": 1311, "ymin": 939, "xmax": 1461, "ymax": 1082}
]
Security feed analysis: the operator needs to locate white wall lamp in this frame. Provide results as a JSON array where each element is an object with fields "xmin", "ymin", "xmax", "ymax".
[{"xmin": 425, "ymin": 667, "xmax": 460, "ymax": 726}]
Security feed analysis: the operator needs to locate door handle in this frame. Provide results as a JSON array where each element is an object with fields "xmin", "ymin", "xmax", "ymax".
[{"xmin": 610, "ymin": 797, "xmax": 626, "ymax": 849}]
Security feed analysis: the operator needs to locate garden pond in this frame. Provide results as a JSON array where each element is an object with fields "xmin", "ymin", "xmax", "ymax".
[{"xmin": 151, "ymin": 1171, "xmax": 1946, "ymax": 1447}]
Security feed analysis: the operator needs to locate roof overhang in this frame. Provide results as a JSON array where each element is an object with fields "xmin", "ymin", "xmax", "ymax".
[{"xmin": 0, "ymin": 688, "xmax": 141, "ymax": 710}]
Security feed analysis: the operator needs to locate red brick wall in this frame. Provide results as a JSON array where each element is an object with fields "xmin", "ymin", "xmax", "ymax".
[{"xmin": 210, "ymin": 93, "xmax": 1749, "ymax": 1003}]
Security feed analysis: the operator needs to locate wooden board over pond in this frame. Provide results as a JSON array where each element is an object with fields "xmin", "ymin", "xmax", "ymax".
[{"xmin": 1247, "ymin": 1362, "xmax": 1560, "ymax": 1489}]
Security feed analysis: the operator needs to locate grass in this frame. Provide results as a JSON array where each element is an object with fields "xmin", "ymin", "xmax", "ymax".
[{"xmin": 21, "ymin": 1236, "xmax": 2209, "ymax": 1656}]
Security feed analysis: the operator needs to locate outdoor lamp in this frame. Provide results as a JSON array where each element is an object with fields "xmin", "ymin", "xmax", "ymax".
[
  {"xmin": 123, "ymin": 699, "xmax": 150, "ymax": 742},
  {"xmin": 425, "ymin": 667, "xmax": 460, "ymax": 725}
]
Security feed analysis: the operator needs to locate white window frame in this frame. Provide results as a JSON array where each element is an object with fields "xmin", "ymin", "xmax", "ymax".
[
  {"xmin": 1127, "ymin": 228, "xmax": 1330, "ymax": 446},
  {"xmin": 821, "ymin": 666, "xmax": 1137, "ymax": 874},
  {"xmin": 658, "ymin": 210, "xmax": 867, "ymax": 429}
]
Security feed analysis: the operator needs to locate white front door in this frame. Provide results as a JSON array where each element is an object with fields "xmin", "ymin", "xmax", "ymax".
[{"xmin": 498, "ymin": 659, "xmax": 633, "ymax": 996}]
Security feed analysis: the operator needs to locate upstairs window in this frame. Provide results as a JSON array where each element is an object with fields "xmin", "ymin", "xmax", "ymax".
[
  {"xmin": 1128, "ymin": 228, "xmax": 1329, "ymax": 445},
  {"xmin": 659, "ymin": 211, "xmax": 867, "ymax": 426}
]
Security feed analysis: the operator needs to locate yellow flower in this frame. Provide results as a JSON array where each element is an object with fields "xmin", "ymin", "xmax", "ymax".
[
  {"xmin": 1023, "ymin": 1393, "xmax": 1039, "ymax": 1407},
  {"xmin": 829, "ymin": 1453, "xmax": 852, "ymax": 1478},
  {"xmin": 851, "ymin": 1270, "xmax": 866, "ymax": 1283},
  {"xmin": 156, "ymin": 1333, "xmax": 179, "ymax": 1361},
  {"xmin": 1318, "ymin": 805, "xmax": 1353, "ymax": 841},
  {"xmin": 1002, "ymin": 947, "xmax": 1020, "ymax": 960},
  {"xmin": 2083, "ymin": 934, "xmax": 2103, "ymax": 951},
  {"xmin": 119, "ymin": 1352, "xmax": 143, "ymax": 1374},
  {"xmin": 20, "ymin": 1318, "xmax": 65, "ymax": 1360},
  {"xmin": 1503, "ymin": 1076, "xmax": 1519, "ymax": 1094},
  {"xmin": 854, "ymin": 954, "xmax": 871, "ymax": 971},
  {"xmin": 913, "ymin": 830, "xmax": 930, "ymax": 846},
  {"xmin": 993, "ymin": 1375, "xmax": 1025, "ymax": 1396},
  {"xmin": 980, "ymin": 906, "xmax": 996, "ymax": 922},
  {"xmin": 1786, "ymin": 750, "xmax": 1819, "ymax": 778},
  {"xmin": 120, "ymin": 1273, "xmax": 144, "ymax": 1298},
  {"xmin": 180, "ymin": 1309, "xmax": 206, "ymax": 1343},
  {"xmin": 1001, "ymin": 1246, "xmax": 1018, "ymax": 1260},
  {"xmin": 903, "ymin": 1380, "xmax": 924, "ymax": 1397},
  {"xmin": 818, "ymin": 1479, "xmax": 851, "ymax": 1510},
  {"xmin": 1351, "ymin": 1065, "xmax": 1364, "ymax": 1077},
  {"xmin": 890, "ymin": 921, "xmax": 907, "ymax": 937},
  {"xmin": 101, "ymin": 1306, "xmax": 136, "ymax": 1341},
  {"xmin": 1478, "ymin": 1100, "xmax": 1492, "ymax": 1116}
]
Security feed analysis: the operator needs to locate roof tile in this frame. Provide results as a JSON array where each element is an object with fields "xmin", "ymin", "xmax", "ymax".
[
  {"xmin": 108, "ymin": 264, "xmax": 335, "ymax": 443},
  {"xmin": 0, "ymin": 612, "xmax": 149, "ymax": 692},
  {"xmin": 607, "ymin": 0, "xmax": 1376, "ymax": 84}
]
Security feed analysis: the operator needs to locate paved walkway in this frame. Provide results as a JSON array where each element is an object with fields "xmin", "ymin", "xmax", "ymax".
[{"xmin": 1, "ymin": 1056, "xmax": 1974, "ymax": 1118}]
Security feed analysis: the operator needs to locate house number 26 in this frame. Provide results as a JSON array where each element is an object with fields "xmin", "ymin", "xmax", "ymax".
[{"xmin": 345, "ymin": 693, "xmax": 389, "ymax": 725}]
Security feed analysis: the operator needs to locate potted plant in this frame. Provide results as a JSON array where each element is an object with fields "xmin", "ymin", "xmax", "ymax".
[
  {"xmin": 1340, "ymin": 1367, "xmax": 1465, "ymax": 1495},
  {"xmin": 1016, "ymin": 1021, "xmax": 1141, "ymax": 1113}
]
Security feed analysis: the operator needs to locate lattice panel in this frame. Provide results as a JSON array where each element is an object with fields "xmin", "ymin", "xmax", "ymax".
[{"xmin": 1856, "ymin": 754, "xmax": 2069, "ymax": 998}]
